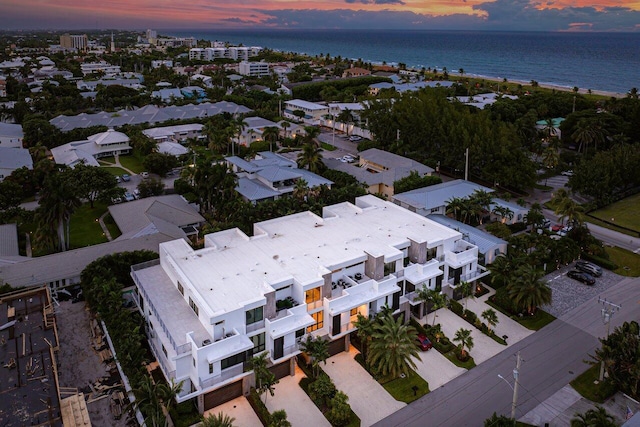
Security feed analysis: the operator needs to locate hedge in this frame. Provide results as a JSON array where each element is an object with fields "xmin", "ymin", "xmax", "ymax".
[
  {"xmin": 291, "ymin": 76, "xmax": 391, "ymax": 101},
  {"xmin": 581, "ymin": 253, "xmax": 618, "ymax": 270},
  {"xmin": 247, "ymin": 388, "xmax": 271, "ymax": 427}
]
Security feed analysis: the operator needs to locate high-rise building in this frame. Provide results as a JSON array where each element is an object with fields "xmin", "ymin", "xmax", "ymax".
[{"xmin": 59, "ymin": 33, "xmax": 88, "ymax": 51}]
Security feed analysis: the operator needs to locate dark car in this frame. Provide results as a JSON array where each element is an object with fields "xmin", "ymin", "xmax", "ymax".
[
  {"xmin": 416, "ymin": 333, "xmax": 433, "ymax": 351},
  {"xmin": 121, "ymin": 173, "xmax": 131, "ymax": 182},
  {"xmin": 567, "ymin": 270, "xmax": 596, "ymax": 286},
  {"xmin": 575, "ymin": 261, "xmax": 603, "ymax": 277}
]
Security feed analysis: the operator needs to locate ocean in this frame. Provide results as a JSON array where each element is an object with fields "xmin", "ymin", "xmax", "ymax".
[{"xmin": 167, "ymin": 29, "xmax": 640, "ymax": 94}]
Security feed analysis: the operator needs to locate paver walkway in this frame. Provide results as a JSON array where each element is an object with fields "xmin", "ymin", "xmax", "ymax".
[
  {"xmin": 411, "ymin": 349, "xmax": 466, "ymax": 390},
  {"xmin": 265, "ymin": 366, "xmax": 330, "ymax": 427},
  {"xmin": 323, "ymin": 346, "xmax": 405, "ymax": 427}
]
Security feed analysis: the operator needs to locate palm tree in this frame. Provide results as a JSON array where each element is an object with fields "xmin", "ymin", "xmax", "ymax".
[
  {"xmin": 353, "ymin": 313, "xmax": 375, "ymax": 363},
  {"xmin": 280, "ymin": 121, "xmax": 291, "ymax": 139},
  {"xmin": 300, "ymin": 336, "xmax": 329, "ymax": 378},
  {"xmin": 202, "ymin": 412, "xmax": 236, "ymax": 427},
  {"xmin": 481, "ymin": 309, "xmax": 499, "ymax": 334},
  {"xmin": 453, "ymin": 328, "xmax": 474, "ymax": 358},
  {"xmin": 457, "ymin": 281, "xmax": 473, "ymax": 311},
  {"xmin": 250, "ymin": 353, "xmax": 278, "ymax": 404},
  {"xmin": 507, "ymin": 265, "xmax": 551, "ymax": 315},
  {"xmin": 492, "ymin": 206, "xmax": 514, "ymax": 224},
  {"xmin": 524, "ymin": 202, "xmax": 546, "ymax": 232},
  {"xmin": 297, "ymin": 143, "xmax": 324, "ymax": 173},
  {"xmin": 268, "ymin": 410, "xmax": 291, "ymax": 427},
  {"xmin": 542, "ymin": 146, "xmax": 560, "ymax": 182},
  {"xmin": 367, "ymin": 314, "xmax": 420, "ymax": 379},
  {"xmin": 130, "ymin": 376, "xmax": 184, "ymax": 427},
  {"xmin": 570, "ymin": 406, "xmax": 616, "ymax": 427},
  {"xmin": 262, "ymin": 126, "xmax": 280, "ymax": 152},
  {"xmin": 416, "ymin": 288, "xmax": 448, "ymax": 326},
  {"xmin": 337, "ymin": 108, "xmax": 355, "ymax": 136},
  {"xmin": 446, "ymin": 197, "xmax": 464, "ymax": 221},
  {"xmin": 302, "ymin": 125, "xmax": 321, "ymax": 148},
  {"xmin": 36, "ymin": 173, "xmax": 81, "ymax": 252}
]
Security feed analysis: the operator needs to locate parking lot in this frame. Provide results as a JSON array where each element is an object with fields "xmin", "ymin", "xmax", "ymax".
[{"xmin": 542, "ymin": 262, "xmax": 623, "ymax": 318}]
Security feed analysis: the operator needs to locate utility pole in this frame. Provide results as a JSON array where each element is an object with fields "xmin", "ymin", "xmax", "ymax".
[
  {"xmin": 511, "ymin": 351, "xmax": 521, "ymax": 422},
  {"xmin": 598, "ymin": 297, "xmax": 621, "ymax": 381},
  {"xmin": 464, "ymin": 147, "xmax": 469, "ymax": 181}
]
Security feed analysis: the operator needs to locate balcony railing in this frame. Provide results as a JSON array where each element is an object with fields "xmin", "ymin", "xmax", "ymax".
[
  {"xmin": 148, "ymin": 334, "xmax": 176, "ymax": 380},
  {"xmin": 273, "ymin": 343, "xmax": 300, "ymax": 361},
  {"xmin": 246, "ymin": 319, "xmax": 265, "ymax": 334},
  {"xmin": 199, "ymin": 363, "xmax": 246, "ymax": 390}
]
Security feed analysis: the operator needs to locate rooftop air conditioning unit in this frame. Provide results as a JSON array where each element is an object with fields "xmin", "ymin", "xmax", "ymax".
[{"xmin": 202, "ymin": 339, "xmax": 212, "ymax": 346}]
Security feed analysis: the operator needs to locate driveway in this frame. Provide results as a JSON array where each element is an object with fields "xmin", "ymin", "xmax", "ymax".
[
  {"xmin": 411, "ymin": 349, "xmax": 466, "ymax": 390},
  {"xmin": 205, "ymin": 396, "xmax": 262, "ymax": 427},
  {"xmin": 265, "ymin": 366, "xmax": 330, "ymax": 427},
  {"xmin": 323, "ymin": 346, "xmax": 405, "ymax": 427},
  {"xmin": 426, "ymin": 308, "xmax": 505, "ymax": 365},
  {"xmin": 464, "ymin": 295, "xmax": 534, "ymax": 345}
]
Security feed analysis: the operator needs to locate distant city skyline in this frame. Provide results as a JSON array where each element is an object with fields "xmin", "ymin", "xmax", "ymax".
[{"xmin": 3, "ymin": 0, "xmax": 640, "ymax": 32}]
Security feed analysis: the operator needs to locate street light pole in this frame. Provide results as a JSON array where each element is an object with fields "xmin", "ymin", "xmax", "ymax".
[
  {"xmin": 598, "ymin": 297, "xmax": 621, "ymax": 382},
  {"xmin": 512, "ymin": 351, "xmax": 521, "ymax": 422}
]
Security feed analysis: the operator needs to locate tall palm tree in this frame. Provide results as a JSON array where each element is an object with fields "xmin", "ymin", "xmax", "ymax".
[
  {"xmin": 300, "ymin": 336, "xmax": 329, "ymax": 378},
  {"xmin": 492, "ymin": 206, "xmax": 514, "ymax": 224},
  {"xmin": 130, "ymin": 376, "xmax": 184, "ymax": 427},
  {"xmin": 262, "ymin": 126, "xmax": 280, "ymax": 152},
  {"xmin": 481, "ymin": 309, "xmax": 499, "ymax": 334},
  {"xmin": 297, "ymin": 143, "xmax": 324, "ymax": 173},
  {"xmin": 446, "ymin": 197, "xmax": 464, "ymax": 221},
  {"xmin": 280, "ymin": 121, "xmax": 291, "ymax": 139},
  {"xmin": 36, "ymin": 173, "xmax": 81, "ymax": 252},
  {"xmin": 250, "ymin": 353, "xmax": 278, "ymax": 404},
  {"xmin": 457, "ymin": 281, "xmax": 473, "ymax": 311},
  {"xmin": 368, "ymin": 314, "xmax": 421, "ymax": 379},
  {"xmin": 353, "ymin": 313, "xmax": 375, "ymax": 362},
  {"xmin": 507, "ymin": 265, "xmax": 551, "ymax": 314},
  {"xmin": 302, "ymin": 125, "xmax": 321, "ymax": 148},
  {"xmin": 337, "ymin": 108, "xmax": 355, "ymax": 136},
  {"xmin": 416, "ymin": 288, "xmax": 448, "ymax": 326},
  {"xmin": 453, "ymin": 328, "xmax": 474, "ymax": 358}
]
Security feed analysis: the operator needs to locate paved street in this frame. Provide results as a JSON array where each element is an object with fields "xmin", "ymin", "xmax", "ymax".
[{"xmin": 374, "ymin": 276, "xmax": 640, "ymax": 426}]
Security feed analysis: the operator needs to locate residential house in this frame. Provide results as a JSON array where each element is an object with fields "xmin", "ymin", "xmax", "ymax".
[
  {"xmin": 77, "ymin": 78, "xmax": 144, "ymax": 91},
  {"xmin": 226, "ymin": 152, "xmax": 332, "ymax": 203},
  {"xmin": 342, "ymin": 67, "xmax": 371, "ymax": 78},
  {"xmin": 143, "ymin": 124, "xmax": 205, "ymax": 144},
  {"xmin": 326, "ymin": 148, "xmax": 433, "ymax": 198},
  {"xmin": 130, "ymin": 194, "xmax": 486, "ymax": 413},
  {"xmin": 180, "ymin": 86, "xmax": 207, "ymax": 100},
  {"xmin": 151, "ymin": 60, "xmax": 174, "ymax": 69},
  {"xmin": 234, "ymin": 117, "xmax": 281, "ymax": 146},
  {"xmin": 51, "ymin": 128, "xmax": 131, "ymax": 168},
  {"xmin": 0, "ymin": 76, "xmax": 7, "ymax": 97},
  {"xmin": 453, "ymin": 92, "xmax": 518, "ymax": 109},
  {"xmin": 392, "ymin": 179, "xmax": 525, "ymax": 225},
  {"xmin": 0, "ymin": 123, "xmax": 24, "ymax": 148},
  {"xmin": 0, "ymin": 147, "xmax": 32, "ymax": 181},
  {"xmin": 80, "ymin": 61, "xmax": 121, "ymax": 76},
  {"xmin": 152, "ymin": 88, "xmax": 184, "ymax": 103},
  {"xmin": 239, "ymin": 61, "xmax": 270, "ymax": 77}
]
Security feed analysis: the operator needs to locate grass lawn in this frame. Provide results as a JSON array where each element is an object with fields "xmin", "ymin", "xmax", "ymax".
[
  {"xmin": 589, "ymin": 193, "xmax": 640, "ymax": 234},
  {"xmin": 321, "ymin": 142, "xmax": 337, "ymax": 151},
  {"xmin": 380, "ymin": 370, "xmax": 430, "ymax": 403},
  {"xmin": 103, "ymin": 213, "xmax": 122, "ymax": 240},
  {"xmin": 570, "ymin": 364, "xmax": 618, "ymax": 403},
  {"xmin": 585, "ymin": 215, "xmax": 638, "ymax": 238},
  {"xmin": 443, "ymin": 350, "xmax": 476, "ymax": 369},
  {"xmin": 354, "ymin": 353, "xmax": 429, "ymax": 403},
  {"xmin": 118, "ymin": 154, "xmax": 145, "ymax": 173},
  {"xmin": 69, "ymin": 202, "xmax": 110, "ymax": 248},
  {"xmin": 101, "ymin": 166, "xmax": 129, "ymax": 176},
  {"xmin": 486, "ymin": 300, "xmax": 556, "ymax": 331},
  {"xmin": 606, "ymin": 246, "xmax": 640, "ymax": 277}
]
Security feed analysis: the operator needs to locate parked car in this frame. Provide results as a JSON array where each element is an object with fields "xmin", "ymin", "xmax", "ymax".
[
  {"xmin": 121, "ymin": 173, "xmax": 131, "ymax": 182},
  {"xmin": 575, "ymin": 260, "xmax": 603, "ymax": 277},
  {"xmin": 558, "ymin": 226, "xmax": 573, "ymax": 237},
  {"xmin": 561, "ymin": 170, "xmax": 574, "ymax": 176},
  {"xmin": 124, "ymin": 192, "xmax": 135, "ymax": 202},
  {"xmin": 115, "ymin": 176, "xmax": 121, "ymax": 184},
  {"xmin": 551, "ymin": 224, "xmax": 564, "ymax": 232},
  {"xmin": 140, "ymin": 171, "xmax": 149, "ymax": 179},
  {"xmin": 349, "ymin": 135, "xmax": 362, "ymax": 142},
  {"xmin": 567, "ymin": 270, "xmax": 596, "ymax": 286},
  {"xmin": 416, "ymin": 333, "xmax": 433, "ymax": 351}
]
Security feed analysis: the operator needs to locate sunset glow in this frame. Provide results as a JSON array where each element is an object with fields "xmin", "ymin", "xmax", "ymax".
[{"xmin": 3, "ymin": 0, "xmax": 640, "ymax": 31}]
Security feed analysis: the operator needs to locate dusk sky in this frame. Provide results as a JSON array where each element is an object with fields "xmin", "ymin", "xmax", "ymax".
[{"xmin": 3, "ymin": 0, "xmax": 640, "ymax": 32}]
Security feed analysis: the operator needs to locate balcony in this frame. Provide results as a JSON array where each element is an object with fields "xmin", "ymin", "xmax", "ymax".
[
  {"xmin": 147, "ymin": 333, "xmax": 176, "ymax": 381},
  {"xmin": 272, "ymin": 343, "xmax": 301, "ymax": 362},
  {"xmin": 266, "ymin": 305, "xmax": 315, "ymax": 339},
  {"xmin": 444, "ymin": 244, "xmax": 478, "ymax": 268},
  {"xmin": 246, "ymin": 319, "xmax": 265, "ymax": 334},
  {"xmin": 403, "ymin": 259, "xmax": 442, "ymax": 286},
  {"xmin": 328, "ymin": 274, "xmax": 399, "ymax": 315},
  {"xmin": 447, "ymin": 266, "xmax": 490, "ymax": 286},
  {"xmin": 199, "ymin": 363, "xmax": 246, "ymax": 390}
]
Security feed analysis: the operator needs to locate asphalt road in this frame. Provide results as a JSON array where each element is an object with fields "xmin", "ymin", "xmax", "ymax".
[{"xmin": 374, "ymin": 276, "xmax": 640, "ymax": 427}]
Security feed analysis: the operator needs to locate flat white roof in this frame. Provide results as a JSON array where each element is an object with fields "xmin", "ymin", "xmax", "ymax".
[
  {"xmin": 285, "ymin": 99, "xmax": 327, "ymax": 111},
  {"xmin": 160, "ymin": 195, "xmax": 461, "ymax": 317}
]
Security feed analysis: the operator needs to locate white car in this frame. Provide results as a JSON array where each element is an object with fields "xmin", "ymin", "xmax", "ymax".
[
  {"xmin": 140, "ymin": 171, "xmax": 149, "ymax": 179},
  {"xmin": 561, "ymin": 170, "xmax": 574, "ymax": 177},
  {"xmin": 348, "ymin": 135, "xmax": 362, "ymax": 142}
]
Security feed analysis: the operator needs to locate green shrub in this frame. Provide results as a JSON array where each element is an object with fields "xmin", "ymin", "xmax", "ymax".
[
  {"xmin": 485, "ymin": 222, "xmax": 512, "ymax": 239},
  {"xmin": 491, "ymin": 287, "xmax": 520, "ymax": 315},
  {"xmin": 507, "ymin": 222, "xmax": 527, "ymax": 233},
  {"xmin": 449, "ymin": 299, "xmax": 463, "ymax": 315},
  {"xmin": 248, "ymin": 388, "xmax": 271, "ymax": 426},
  {"xmin": 463, "ymin": 309, "xmax": 477, "ymax": 324},
  {"xmin": 581, "ymin": 253, "xmax": 618, "ymax": 270}
]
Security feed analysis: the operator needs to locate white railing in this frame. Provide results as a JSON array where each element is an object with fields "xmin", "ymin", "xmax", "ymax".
[
  {"xmin": 199, "ymin": 363, "xmax": 245, "ymax": 390},
  {"xmin": 246, "ymin": 319, "xmax": 265, "ymax": 334}
]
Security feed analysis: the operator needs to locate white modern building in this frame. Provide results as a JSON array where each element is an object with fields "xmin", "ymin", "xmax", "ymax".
[
  {"xmin": 143, "ymin": 124, "xmax": 205, "ymax": 144},
  {"xmin": 80, "ymin": 61, "xmax": 122, "ymax": 76},
  {"xmin": 151, "ymin": 60, "xmax": 174, "ymax": 69},
  {"xmin": 238, "ymin": 61, "xmax": 270, "ymax": 77},
  {"xmin": 131, "ymin": 195, "xmax": 487, "ymax": 412},
  {"xmin": 283, "ymin": 99, "xmax": 329, "ymax": 126}
]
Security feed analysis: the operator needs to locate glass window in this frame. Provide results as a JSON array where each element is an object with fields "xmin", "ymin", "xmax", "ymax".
[
  {"xmin": 305, "ymin": 287, "xmax": 321, "ymax": 304},
  {"xmin": 189, "ymin": 297, "xmax": 199, "ymax": 316},
  {"xmin": 221, "ymin": 352, "xmax": 246, "ymax": 370},
  {"xmin": 350, "ymin": 308, "xmax": 358, "ymax": 316},
  {"xmin": 427, "ymin": 247, "xmax": 437, "ymax": 261},
  {"xmin": 295, "ymin": 328, "xmax": 305, "ymax": 338},
  {"xmin": 209, "ymin": 363, "xmax": 213, "ymax": 374},
  {"xmin": 307, "ymin": 311, "xmax": 324, "ymax": 333},
  {"xmin": 250, "ymin": 333, "xmax": 265, "ymax": 354},
  {"xmin": 246, "ymin": 306, "xmax": 264, "ymax": 325},
  {"xmin": 177, "ymin": 282, "xmax": 184, "ymax": 295},
  {"xmin": 162, "ymin": 345, "xmax": 167, "ymax": 357}
]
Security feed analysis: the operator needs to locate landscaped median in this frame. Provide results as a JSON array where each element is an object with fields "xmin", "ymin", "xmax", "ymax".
[
  {"xmin": 410, "ymin": 318, "xmax": 476, "ymax": 370},
  {"xmin": 486, "ymin": 287, "xmax": 556, "ymax": 331}
]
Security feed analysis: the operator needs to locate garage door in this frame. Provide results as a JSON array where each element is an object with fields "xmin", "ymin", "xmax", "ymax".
[
  {"xmin": 203, "ymin": 380, "xmax": 243, "ymax": 411},
  {"xmin": 269, "ymin": 360, "xmax": 291, "ymax": 380},
  {"xmin": 328, "ymin": 336, "xmax": 346, "ymax": 356}
]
